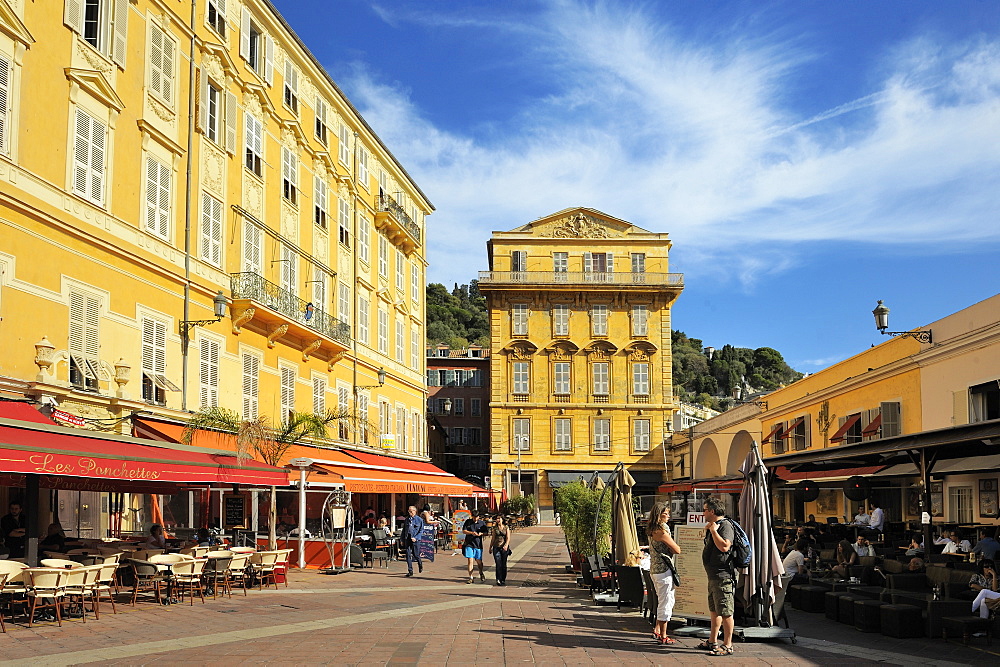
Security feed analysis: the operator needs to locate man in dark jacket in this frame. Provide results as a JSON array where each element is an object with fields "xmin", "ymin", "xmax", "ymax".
[
  {"xmin": 402, "ymin": 505, "xmax": 425, "ymax": 577},
  {"xmin": 1, "ymin": 501, "xmax": 27, "ymax": 559}
]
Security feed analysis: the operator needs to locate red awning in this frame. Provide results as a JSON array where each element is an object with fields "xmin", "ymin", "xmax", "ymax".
[
  {"xmin": 861, "ymin": 414, "xmax": 882, "ymax": 436},
  {"xmin": 830, "ymin": 414, "xmax": 862, "ymax": 443},
  {"xmin": 762, "ymin": 423, "xmax": 784, "ymax": 444},
  {"xmin": 778, "ymin": 417, "xmax": 804, "ymax": 440},
  {"xmin": 774, "ymin": 465, "xmax": 884, "ymax": 482},
  {"xmin": 0, "ymin": 417, "xmax": 288, "ymax": 487},
  {"xmin": 308, "ymin": 461, "xmax": 477, "ymax": 495},
  {"xmin": 0, "ymin": 401, "xmax": 56, "ymax": 424},
  {"xmin": 657, "ymin": 481, "xmax": 693, "ymax": 493},
  {"xmin": 658, "ymin": 479, "xmax": 743, "ymax": 494}
]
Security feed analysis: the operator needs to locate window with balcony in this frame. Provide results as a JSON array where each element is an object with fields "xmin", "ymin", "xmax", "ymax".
[
  {"xmin": 554, "ymin": 418, "xmax": 572, "ymax": 451},
  {"xmin": 511, "ymin": 304, "xmax": 528, "ymax": 336},
  {"xmin": 584, "ymin": 252, "xmax": 613, "ymax": 281},
  {"xmin": 631, "ymin": 253, "xmax": 645, "ymax": 274},
  {"xmin": 553, "ymin": 252, "xmax": 568, "ymax": 275},
  {"xmin": 552, "ymin": 304, "xmax": 569, "ymax": 336},
  {"xmin": 592, "ymin": 362, "xmax": 609, "ymax": 397},
  {"xmin": 632, "ymin": 362, "xmax": 649, "ymax": 396},
  {"xmin": 512, "ymin": 361, "xmax": 530, "ymax": 395},
  {"xmin": 511, "ymin": 250, "xmax": 526, "ymax": 273},
  {"xmin": 242, "ymin": 221, "xmax": 262, "ymax": 274},
  {"xmin": 553, "ymin": 361, "xmax": 570, "ymax": 395},
  {"xmin": 631, "ymin": 305, "xmax": 648, "ymax": 336},
  {"xmin": 591, "ymin": 305, "xmax": 608, "ymax": 336},
  {"xmin": 594, "ymin": 418, "xmax": 610, "ymax": 452},
  {"xmin": 279, "ymin": 245, "xmax": 296, "ymax": 297}
]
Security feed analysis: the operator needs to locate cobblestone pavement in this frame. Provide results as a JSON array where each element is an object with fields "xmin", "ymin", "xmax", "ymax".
[{"xmin": 0, "ymin": 528, "xmax": 993, "ymax": 666}]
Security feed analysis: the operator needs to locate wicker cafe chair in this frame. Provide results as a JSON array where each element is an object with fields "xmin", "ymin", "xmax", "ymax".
[
  {"xmin": 64, "ymin": 565, "xmax": 101, "ymax": 622},
  {"xmin": 127, "ymin": 559, "xmax": 168, "ymax": 606},
  {"xmin": 203, "ymin": 554, "xmax": 234, "ymax": 599},
  {"xmin": 274, "ymin": 549, "xmax": 294, "ymax": 586},
  {"xmin": 91, "ymin": 561, "xmax": 120, "ymax": 615},
  {"xmin": 25, "ymin": 567, "xmax": 68, "ymax": 627},
  {"xmin": 227, "ymin": 553, "xmax": 252, "ymax": 596},
  {"xmin": 0, "ymin": 572, "xmax": 8, "ymax": 632},
  {"xmin": 250, "ymin": 551, "xmax": 280, "ymax": 590},
  {"xmin": 0, "ymin": 561, "xmax": 29, "ymax": 623},
  {"xmin": 171, "ymin": 558, "xmax": 206, "ymax": 605}
]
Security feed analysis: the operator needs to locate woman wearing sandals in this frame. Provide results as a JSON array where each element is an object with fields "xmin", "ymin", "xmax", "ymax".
[{"xmin": 646, "ymin": 502, "xmax": 682, "ymax": 645}]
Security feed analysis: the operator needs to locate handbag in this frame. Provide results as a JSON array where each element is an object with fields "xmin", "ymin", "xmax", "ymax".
[{"xmin": 664, "ymin": 551, "xmax": 681, "ymax": 586}]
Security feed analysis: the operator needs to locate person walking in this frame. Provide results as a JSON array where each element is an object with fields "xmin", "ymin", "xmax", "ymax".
[
  {"xmin": 491, "ymin": 515, "xmax": 512, "ymax": 586},
  {"xmin": 700, "ymin": 497, "xmax": 736, "ymax": 657},
  {"xmin": 462, "ymin": 508, "xmax": 487, "ymax": 584},
  {"xmin": 646, "ymin": 502, "xmax": 682, "ymax": 645},
  {"xmin": 402, "ymin": 505, "xmax": 425, "ymax": 577}
]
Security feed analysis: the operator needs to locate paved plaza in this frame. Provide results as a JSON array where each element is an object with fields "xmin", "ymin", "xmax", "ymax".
[{"xmin": 0, "ymin": 528, "xmax": 994, "ymax": 666}]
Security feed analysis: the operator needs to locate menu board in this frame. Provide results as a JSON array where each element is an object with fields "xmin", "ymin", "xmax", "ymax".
[
  {"xmin": 224, "ymin": 495, "xmax": 246, "ymax": 528},
  {"xmin": 672, "ymin": 525, "xmax": 711, "ymax": 621}
]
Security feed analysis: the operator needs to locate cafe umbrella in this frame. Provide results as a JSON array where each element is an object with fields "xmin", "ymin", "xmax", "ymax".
[{"xmin": 737, "ymin": 440, "xmax": 786, "ymax": 629}]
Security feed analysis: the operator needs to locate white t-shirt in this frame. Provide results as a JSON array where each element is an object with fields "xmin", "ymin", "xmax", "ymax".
[
  {"xmin": 942, "ymin": 539, "xmax": 972, "ymax": 554},
  {"xmin": 782, "ymin": 549, "xmax": 806, "ymax": 575},
  {"xmin": 869, "ymin": 507, "xmax": 884, "ymax": 531}
]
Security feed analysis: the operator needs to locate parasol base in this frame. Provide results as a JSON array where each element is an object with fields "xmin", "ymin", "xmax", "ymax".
[
  {"xmin": 736, "ymin": 626, "xmax": 796, "ymax": 643},
  {"xmin": 593, "ymin": 591, "xmax": 618, "ymax": 604}
]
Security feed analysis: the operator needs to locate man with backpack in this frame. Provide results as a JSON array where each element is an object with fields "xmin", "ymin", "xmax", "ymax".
[{"xmin": 700, "ymin": 497, "xmax": 736, "ymax": 657}]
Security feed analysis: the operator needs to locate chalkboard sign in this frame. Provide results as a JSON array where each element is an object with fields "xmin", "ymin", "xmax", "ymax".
[{"xmin": 224, "ymin": 495, "xmax": 246, "ymax": 528}]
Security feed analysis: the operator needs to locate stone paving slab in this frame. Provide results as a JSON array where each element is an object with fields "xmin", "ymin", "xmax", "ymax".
[{"xmin": 0, "ymin": 527, "xmax": 994, "ymax": 665}]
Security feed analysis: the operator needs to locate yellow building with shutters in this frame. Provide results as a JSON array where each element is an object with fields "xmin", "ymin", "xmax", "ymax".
[
  {"xmin": 478, "ymin": 208, "xmax": 684, "ymax": 522},
  {"xmin": 0, "ymin": 0, "xmax": 431, "ymax": 524}
]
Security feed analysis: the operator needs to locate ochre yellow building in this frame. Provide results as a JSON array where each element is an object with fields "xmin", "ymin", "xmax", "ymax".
[
  {"xmin": 478, "ymin": 208, "xmax": 684, "ymax": 521},
  {"xmin": 0, "ymin": 0, "xmax": 431, "ymax": 529}
]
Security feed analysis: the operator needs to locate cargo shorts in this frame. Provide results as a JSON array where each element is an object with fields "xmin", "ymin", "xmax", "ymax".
[{"xmin": 707, "ymin": 570, "xmax": 735, "ymax": 617}]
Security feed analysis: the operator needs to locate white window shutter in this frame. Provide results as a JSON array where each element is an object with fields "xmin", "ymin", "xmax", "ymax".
[
  {"xmin": 243, "ymin": 221, "xmax": 261, "ymax": 274},
  {"xmin": 264, "ymin": 34, "xmax": 274, "ymax": 84},
  {"xmin": 0, "ymin": 56, "xmax": 9, "ymax": 154},
  {"xmin": 157, "ymin": 159, "xmax": 170, "ymax": 238},
  {"xmin": 64, "ymin": 0, "xmax": 83, "ymax": 34},
  {"xmin": 242, "ymin": 353, "xmax": 258, "ymax": 419},
  {"xmin": 583, "ymin": 251, "xmax": 593, "ymax": 273},
  {"xmin": 145, "ymin": 156, "xmax": 158, "ymax": 233},
  {"xmin": 111, "ymin": 0, "xmax": 129, "ymax": 68},
  {"xmin": 225, "ymin": 91, "xmax": 237, "ymax": 154},
  {"xmin": 88, "ymin": 115, "xmax": 106, "ymax": 205},
  {"xmin": 73, "ymin": 109, "xmax": 90, "ymax": 197},
  {"xmin": 197, "ymin": 69, "xmax": 208, "ymax": 133},
  {"xmin": 239, "ymin": 7, "xmax": 251, "ymax": 61},
  {"xmin": 606, "ymin": 252, "xmax": 614, "ymax": 273}
]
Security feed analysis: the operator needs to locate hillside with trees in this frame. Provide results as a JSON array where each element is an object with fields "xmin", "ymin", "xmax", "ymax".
[{"xmin": 425, "ymin": 283, "xmax": 802, "ymax": 410}]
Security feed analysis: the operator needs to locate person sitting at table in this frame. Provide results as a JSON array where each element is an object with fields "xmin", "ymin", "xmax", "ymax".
[
  {"xmin": 905, "ymin": 533, "xmax": 925, "ymax": 557},
  {"xmin": 144, "ymin": 523, "xmax": 167, "ymax": 550},
  {"xmin": 973, "ymin": 529, "xmax": 1000, "ymax": 561},
  {"xmin": 40, "ymin": 522, "xmax": 67, "ymax": 553},
  {"xmin": 804, "ymin": 514, "xmax": 818, "ymax": 528},
  {"xmin": 942, "ymin": 531, "xmax": 972, "ymax": 554},
  {"xmin": 907, "ymin": 557, "xmax": 925, "ymax": 573},
  {"xmin": 782, "ymin": 526, "xmax": 815, "ymax": 554},
  {"xmin": 782, "ymin": 539, "xmax": 811, "ymax": 584},
  {"xmin": 196, "ymin": 527, "xmax": 220, "ymax": 547},
  {"xmin": 972, "ymin": 559, "xmax": 1000, "ymax": 618},
  {"xmin": 362, "ymin": 506, "xmax": 377, "ymax": 527},
  {"xmin": 852, "ymin": 507, "xmax": 870, "ymax": 526},
  {"xmin": 958, "ymin": 558, "xmax": 997, "ymax": 601},
  {"xmin": 866, "ymin": 501, "xmax": 885, "ymax": 536},
  {"xmin": 853, "ymin": 535, "xmax": 875, "ymax": 557},
  {"xmin": 377, "ymin": 516, "xmax": 394, "ymax": 538},
  {"xmin": 833, "ymin": 539, "xmax": 858, "ymax": 579}
]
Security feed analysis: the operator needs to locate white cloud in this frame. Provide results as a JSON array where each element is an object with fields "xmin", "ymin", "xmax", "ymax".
[{"xmin": 348, "ymin": 1, "xmax": 1000, "ymax": 287}]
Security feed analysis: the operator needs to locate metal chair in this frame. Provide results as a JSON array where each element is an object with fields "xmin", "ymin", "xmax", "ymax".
[
  {"xmin": 127, "ymin": 559, "xmax": 168, "ymax": 606},
  {"xmin": 202, "ymin": 554, "xmax": 234, "ymax": 599}
]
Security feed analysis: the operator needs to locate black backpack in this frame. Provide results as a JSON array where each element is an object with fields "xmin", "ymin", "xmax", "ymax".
[{"xmin": 726, "ymin": 518, "xmax": 753, "ymax": 570}]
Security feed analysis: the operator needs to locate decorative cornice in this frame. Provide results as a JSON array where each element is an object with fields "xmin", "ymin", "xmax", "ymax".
[{"xmin": 66, "ymin": 67, "xmax": 124, "ymax": 112}]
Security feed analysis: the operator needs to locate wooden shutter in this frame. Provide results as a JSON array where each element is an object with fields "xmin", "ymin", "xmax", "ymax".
[
  {"xmin": 280, "ymin": 366, "xmax": 295, "ymax": 417},
  {"xmin": 199, "ymin": 338, "xmax": 219, "ymax": 408},
  {"xmin": 606, "ymin": 252, "xmax": 614, "ymax": 273},
  {"xmin": 111, "ymin": 0, "xmax": 129, "ymax": 68},
  {"xmin": 201, "ymin": 193, "xmax": 222, "ymax": 266},
  {"xmin": 64, "ymin": 0, "xmax": 83, "ymax": 33},
  {"xmin": 239, "ymin": 7, "xmax": 251, "ymax": 61},
  {"xmin": 225, "ymin": 91, "xmax": 237, "ymax": 154},
  {"xmin": 312, "ymin": 376, "xmax": 326, "ymax": 415},
  {"xmin": 73, "ymin": 109, "xmax": 106, "ymax": 205},
  {"xmin": 0, "ymin": 55, "xmax": 9, "ymax": 154},
  {"xmin": 145, "ymin": 156, "xmax": 170, "ymax": 239},
  {"xmin": 242, "ymin": 221, "xmax": 261, "ymax": 274},
  {"xmin": 881, "ymin": 401, "xmax": 901, "ymax": 437},
  {"xmin": 149, "ymin": 25, "xmax": 164, "ymax": 100},
  {"xmin": 803, "ymin": 413, "xmax": 812, "ymax": 448},
  {"xmin": 264, "ymin": 34, "xmax": 274, "ymax": 84}
]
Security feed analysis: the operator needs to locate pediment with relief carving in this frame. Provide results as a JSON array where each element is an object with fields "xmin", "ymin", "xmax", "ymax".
[{"xmin": 524, "ymin": 208, "xmax": 637, "ymax": 238}]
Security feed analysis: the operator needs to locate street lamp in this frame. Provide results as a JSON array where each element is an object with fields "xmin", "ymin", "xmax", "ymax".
[
  {"xmin": 443, "ymin": 397, "xmax": 452, "ymax": 414},
  {"xmin": 355, "ymin": 367, "xmax": 387, "ymax": 392},
  {"xmin": 180, "ymin": 290, "xmax": 229, "ymax": 340},
  {"xmin": 872, "ymin": 300, "xmax": 933, "ymax": 344}
]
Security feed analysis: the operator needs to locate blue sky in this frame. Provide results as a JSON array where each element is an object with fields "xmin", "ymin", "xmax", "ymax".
[{"xmin": 275, "ymin": 0, "xmax": 1000, "ymax": 372}]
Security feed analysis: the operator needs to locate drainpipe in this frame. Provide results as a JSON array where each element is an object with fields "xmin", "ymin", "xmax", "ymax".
[
  {"xmin": 180, "ymin": 0, "xmax": 198, "ymax": 411},
  {"xmin": 351, "ymin": 131, "xmax": 359, "ymax": 446}
]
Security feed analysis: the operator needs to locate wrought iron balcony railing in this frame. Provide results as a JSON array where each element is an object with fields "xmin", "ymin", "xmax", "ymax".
[
  {"xmin": 478, "ymin": 271, "xmax": 684, "ymax": 287},
  {"xmin": 230, "ymin": 272, "xmax": 351, "ymax": 345},
  {"xmin": 377, "ymin": 193, "xmax": 421, "ymax": 244}
]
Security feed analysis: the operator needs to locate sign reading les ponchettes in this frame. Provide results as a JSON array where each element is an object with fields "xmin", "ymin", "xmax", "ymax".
[{"xmin": 28, "ymin": 453, "xmax": 162, "ymax": 480}]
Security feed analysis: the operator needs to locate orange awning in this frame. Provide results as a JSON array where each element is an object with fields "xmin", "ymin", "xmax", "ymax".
[
  {"xmin": 308, "ymin": 461, "xmax": 476, "ymax": 495},
  {"xmin": 830, "ymin": 414, "xmax": 862, "ymax": 443}
]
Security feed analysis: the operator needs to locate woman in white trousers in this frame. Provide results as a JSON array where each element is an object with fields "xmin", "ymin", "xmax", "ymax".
[
  {"xmin": 646, "ymin": 502, "xmax": 682, "ymax": 644},
  {"xmin": 972, "ymin": 559, "xmax": 1000, "ymax": 618}
]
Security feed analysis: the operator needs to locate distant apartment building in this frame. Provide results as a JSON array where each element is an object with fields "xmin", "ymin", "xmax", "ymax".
[{"xmin": 426, "ymin": 345, "xmax": 491, "ymax": 484}]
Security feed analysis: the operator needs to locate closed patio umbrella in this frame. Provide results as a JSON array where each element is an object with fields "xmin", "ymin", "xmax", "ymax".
[
  {"xmin": 612, "ymin": 466, "xmax": 640, "ymax": 564},
  {"xmin": 738, "ymin": 440, "xmax": 785, "ymax": 626}
]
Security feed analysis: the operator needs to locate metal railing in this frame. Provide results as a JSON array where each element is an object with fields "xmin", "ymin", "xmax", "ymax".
[
  {"xmin": 377, "ymin": 193, "xmax": 421, "ymax": 244},
  {"xmin": 478, "ymin": 271, "xmax": 684, "ymax": 287},
  {"xmin": 230, "ymin": 272, "xmax": 351, "ymax": 345}
]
